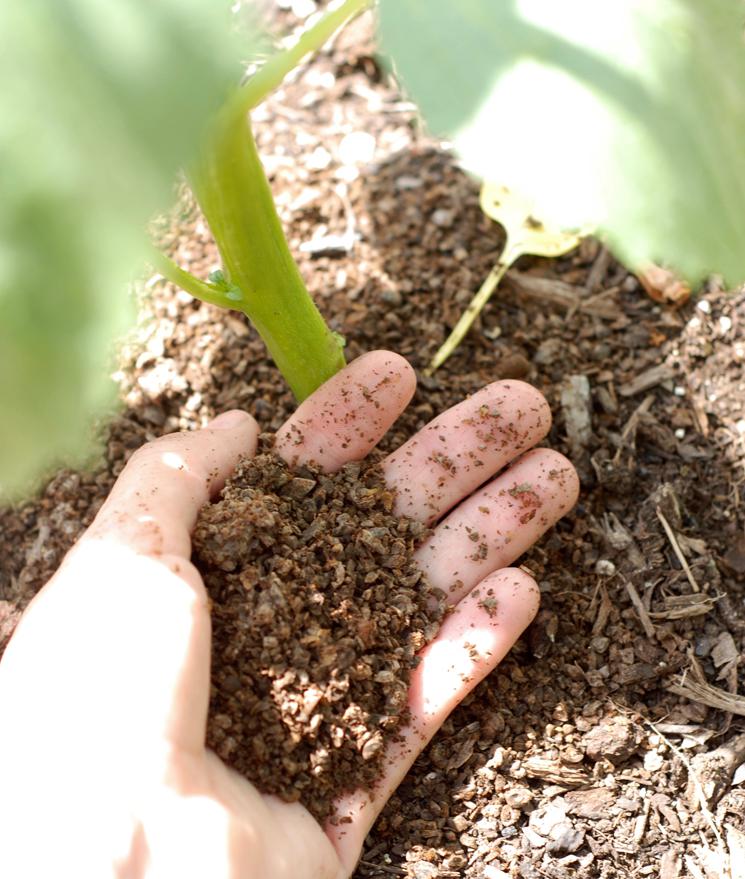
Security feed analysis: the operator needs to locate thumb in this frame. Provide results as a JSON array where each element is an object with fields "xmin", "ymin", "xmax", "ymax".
[
  {"xmin": 0, "ymin": 413, "xmax": 257, "ymax": 757},
  {"xmin": 84, "ymin": 409, "xmax": 258, "ymax": 559}
]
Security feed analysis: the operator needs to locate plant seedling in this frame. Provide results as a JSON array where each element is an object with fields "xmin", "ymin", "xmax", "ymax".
[{"xmin": 153, "ymin": 0, "xmax": 370, "ymax": 402}]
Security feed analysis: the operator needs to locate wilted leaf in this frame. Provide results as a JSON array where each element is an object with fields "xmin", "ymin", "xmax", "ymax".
[
  {"xmin": 480, "ymin": 182, "xmax": 584, "ymax": 261},
  {"xmin": 379, "ymin": 0, "xmax": 745, "ymax": 285},
  {"xmin": 0, "ymin": 0, "xmax": 253, "ymax": 498},
  {"xmin": 426, "ymin": 182, "xmax": 582, "ymax": 372}
]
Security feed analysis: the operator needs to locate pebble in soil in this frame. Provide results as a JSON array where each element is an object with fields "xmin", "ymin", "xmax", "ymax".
[{"xmin": 192, "ymin": 437, "xmax": 443, "ymax": 822}]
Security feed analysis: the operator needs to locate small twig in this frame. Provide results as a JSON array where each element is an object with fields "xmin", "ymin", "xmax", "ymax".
[
  {"xmin": 618, "ymin": 363, "xmax": 675, "ymax": 397},
  {"xmin": 633, "ymin": 794, "xmax": 651, "ymax": 844},
  {"xmin": 612, "ymin": 393, "xmax": 654, "ymax": 464},
  {"xmin": 690, "ymin": 393, "xmax": 710, "ymax": 437},
  {"xmin": 623, "ymin": 577, "xmax": 656, "ymax": 639},
  {"xmin": 644, "ymin": 719, "xmax": 725, "ymax": 852},
  {"xmin": 591, "ymin": 584, "xmax": 612, "ymax": 636},
  {"xmin": 668, "ymin": 672, "xmax": 745, "ymax": 717},
  {"xmin": 358, "ymin": 860, "xmax": 406, "ymax": 876},
  {"xmin": 648, "ymin": 592, "xmax": 720, "ymax": 620},
  {"xmin": 585, "ymin": 244, "xmax": 611, "ymax": 293},
  {"xmin": 505, "ymin": 270, "xmax": 620, "ymax": 319},
  {"xmin": 582, "ymin": 285, "xmax": 621, "ymax": 310},
  {"xmin": 656, "ymin": 507, "xmax": 700, "ymax": 593}
]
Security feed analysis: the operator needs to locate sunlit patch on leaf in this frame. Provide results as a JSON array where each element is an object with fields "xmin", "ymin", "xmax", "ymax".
[{"xmin": 380, "ymin": 0, "xmax": 745, "ymax": 285}]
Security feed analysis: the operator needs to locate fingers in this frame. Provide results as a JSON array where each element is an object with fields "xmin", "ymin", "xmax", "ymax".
[
  {"xmin": 383, "ymin": 381, "xmax": 551, "ymax": 524},
  {"xmin": 275, "ymin": 350, "xmax": 416, "ymax": 472},
  {"xmin": 81, "ymin": 411, "xmax": 258, "ymax": 559},
  {"xmin": 328, "ymin": 568, "xmax": 540, "ymax": 869},
  {"xmin": 416, "ymin": 448, "xmax": 578, "ymax": 605}
]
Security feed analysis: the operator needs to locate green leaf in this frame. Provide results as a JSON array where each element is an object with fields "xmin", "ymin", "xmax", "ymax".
[
  {"xmin": 0, "ymin": 0, "xmax": 250, "ymax": 498},
  {"xmin": 379, "ymin": 0, "xmax": 745, "ymax": 285}
]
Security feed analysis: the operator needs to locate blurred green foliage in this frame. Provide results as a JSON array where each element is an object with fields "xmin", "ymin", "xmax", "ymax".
[{"xmin": 0, "ymin": 0, "xmax": 247, "ymax": 498}]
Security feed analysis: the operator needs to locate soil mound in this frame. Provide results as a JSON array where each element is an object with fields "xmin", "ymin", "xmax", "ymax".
[{"xmin": 193, "ymin": 438, "xmax": 441, "ymax": 821}]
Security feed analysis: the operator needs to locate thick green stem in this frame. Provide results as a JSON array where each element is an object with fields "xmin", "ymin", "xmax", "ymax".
[
  {"xmin": 190, "ymin": 108, "xmax": 345, "ymax": 401},
  {"xmin": 179, "ymin": 0, "xmax": 370, "ymax": 400}
]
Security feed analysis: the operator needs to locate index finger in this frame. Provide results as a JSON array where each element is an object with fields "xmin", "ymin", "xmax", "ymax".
[{"xmin": 275, "ymin": 351, "xmax": 416, "ymax": 472}]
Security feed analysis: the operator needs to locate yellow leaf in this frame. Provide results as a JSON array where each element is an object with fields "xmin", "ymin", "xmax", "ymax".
[
  {"xmin": 480, "ymin": 182, "xmax": 585, "ymax": 259},
  {"xmin": 426, "ymin": 184, "xmax": 590, "ymax": 374}
]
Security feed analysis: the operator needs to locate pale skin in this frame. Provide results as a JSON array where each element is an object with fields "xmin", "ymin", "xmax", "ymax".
[{"xmin": 0, "ymin": 351, "xmax": 578, "ymax": 879}]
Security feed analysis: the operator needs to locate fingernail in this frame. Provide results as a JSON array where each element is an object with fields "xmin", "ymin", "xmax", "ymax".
[{"xmin": 208, "ymin": 410, "xmax": 248, "ymax": 429}]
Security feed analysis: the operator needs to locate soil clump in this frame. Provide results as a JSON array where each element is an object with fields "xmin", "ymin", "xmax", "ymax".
[{"xmin": 192, "ymin": 437, "xmax": 441, "ymax": 821}]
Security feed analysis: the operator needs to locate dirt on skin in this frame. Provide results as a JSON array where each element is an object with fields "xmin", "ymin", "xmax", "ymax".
[{"xmin": 193, "ymin": 439, "xmax": 441, "ymax": 821}]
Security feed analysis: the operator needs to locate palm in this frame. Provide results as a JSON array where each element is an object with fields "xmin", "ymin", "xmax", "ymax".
[{"xmin": 0, "ymin": 352, "xmax": 577, "ymax": 879}]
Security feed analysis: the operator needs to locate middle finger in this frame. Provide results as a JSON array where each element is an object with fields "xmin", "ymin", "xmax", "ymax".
[{"xmin": 382, "ymin": 380, "xmax": 551, "ymax": 524}]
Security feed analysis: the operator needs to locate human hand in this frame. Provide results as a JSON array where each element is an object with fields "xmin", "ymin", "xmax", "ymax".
[{"xmin": 0, "ymin": 351, "xmax": 578, "ymax": 879}]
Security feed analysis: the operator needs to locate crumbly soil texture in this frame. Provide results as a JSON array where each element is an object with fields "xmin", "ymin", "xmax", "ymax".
[
  {"xmin": 3, "ymin": 5, "xmax": 745, "ymax": 878},
  {"xmin": 193, "ymin": 440, "xmax": 440, "ymax": 821}
]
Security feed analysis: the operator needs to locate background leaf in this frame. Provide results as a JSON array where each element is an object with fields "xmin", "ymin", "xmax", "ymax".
[
  {"xmin": 379, "ymin": 0, "xmax": 745, "ymax": 285},
  {"xmin": 0, "ymin": 0, "xmax": 253, "ymax": 498}
]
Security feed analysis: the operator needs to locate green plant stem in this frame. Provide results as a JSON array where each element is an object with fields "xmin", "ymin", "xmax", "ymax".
[
  {"xmin": 232, "ymin": 0, "xmax": 372, "ymax": 114},
  {"xmin": 183, "ymin": 0, "xmax": 370, "ymax": 400},
  {"xmin": 190, "ymin": 109, "xmax": 345, "ymax": 401},
  {"xmin": 426, "ymin": 242, "xmax": 525, "ymax": 375},
  {"xmin": 149, "ymin": 248, "xmax": 237, "ymax": 309}
]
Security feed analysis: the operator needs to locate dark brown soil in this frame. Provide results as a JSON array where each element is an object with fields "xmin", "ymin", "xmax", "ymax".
[
  {"xmin": 194, "ymin": 439, "xmax": 440, "ymax": 821},
  {"xmin": 2, "ymin": 5, "xmax": 745, "ymax": 877}
]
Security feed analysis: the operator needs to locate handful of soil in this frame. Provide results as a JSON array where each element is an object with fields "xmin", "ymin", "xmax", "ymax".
[{"xmin": 192, "ymin": 437, "xmax": 442, "ymax": 821}]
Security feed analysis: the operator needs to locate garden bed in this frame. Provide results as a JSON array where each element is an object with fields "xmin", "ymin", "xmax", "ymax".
[{"xmin": 2, "ymin": 8, "xmax": 745, "ymax": 878}]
